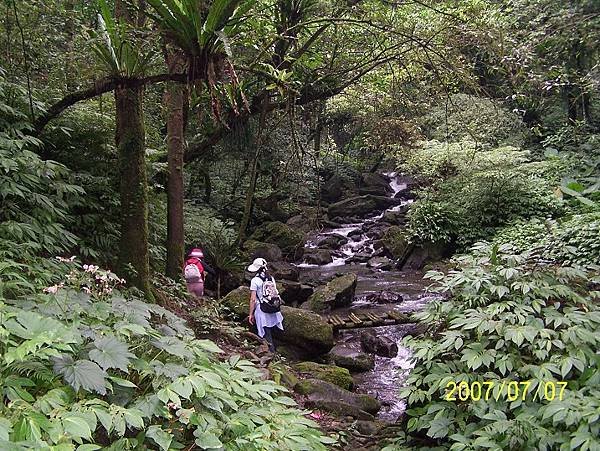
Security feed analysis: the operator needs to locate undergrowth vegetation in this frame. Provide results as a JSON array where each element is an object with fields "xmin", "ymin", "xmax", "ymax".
[
  {"xmin": 385, "ymin": 243, "xmax": 600, "ymax": 450},
  {"xmin": 0, "ymin": 261, "xmax": 333, "ymax": 450}
]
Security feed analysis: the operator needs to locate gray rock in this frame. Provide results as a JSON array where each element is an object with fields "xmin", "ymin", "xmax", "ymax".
[
  {"xmin": 367, "ymin": 256, "xmax": 394, "ymax": 271},
  {"xmin": 365, "ymin": 291, "xmax": 403, "ymax": 304},
  {"xmin": 402, "ymin": 241, "xmax": 450, "ymax": 270},
  {"xmin": 295, "ymin": 378, "xmax": 381, "ymax": 418},
  {"xmin": 249, "ymin": 221, "xmax": 306, "ymax": 260},
  {"xmin": 278, "ymin": 281, "xmax": 313, "ymax": 306},
  {"xmin": 360, "ymin": 330, "xmax": 398, "ymax": 358},
  {"xmin": 242, "ymin": 240, "xmax": 283, "ymax": 262},
  {"xmin": 328, "ymin": 195, "xmax": 398, "ymax": 219},
  {"xmin": 317, "ymin": 234, "xmax": 349, "ymax": 249},
  {"xmin": 268, "ymin": 261, "xmax": 300, "ymax": 281},
  {"xmin": 329, "ymin": 346, "xmax": 375, "ymax": 372},
  {"xmin": 308, "ymin": 273, "xmax": 358, "ymax": 312},
  {"xmin": 303, "ymin": 249, "xmax": 333, "ymax": 265}
]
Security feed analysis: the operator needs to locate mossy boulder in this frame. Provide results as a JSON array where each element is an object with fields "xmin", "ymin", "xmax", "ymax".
[
  {"xmin": 381, "ymin": 226, "xmax": 412, "ymax": 261},
  {"xmin": 242, "ymin": 240, "xmax": 283, "ymax": 262},
  {"xmin": 221, "ymin": 287, "xmax": 334, "ymax": 356},
  {"xmin": 268, "ymin": 363, "xmax": 299, "ymax": 389},
  {"xmin": 293, "ymin": 362, "xmax": 353, "ymax": 390},
  {"xmin": 295, "ymin": 379, "xmax": 380, "ymax": 418},
  {"xmin": 249, "ymin": 221, "xmax": 305, "ymax": 260},
  {"xmin": 307, "ymin": 273, "xmax": 357, "ymax": 312},
  {"xmin": 329, "ymin": 346, "xmax": 375, "ymax": 373},
  {"xmin": 328, "ymin": 195, "xmax": 397, "ymax": 219}
]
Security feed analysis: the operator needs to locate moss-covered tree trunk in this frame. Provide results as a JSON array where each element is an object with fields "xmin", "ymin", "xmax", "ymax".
[
  {"xmin": 115, "ymin": 85, "xmax": 153, "ymax": 298},
  {"xmin": 165, "ymin": 50, "xmax": 187, "ymax": 279}
]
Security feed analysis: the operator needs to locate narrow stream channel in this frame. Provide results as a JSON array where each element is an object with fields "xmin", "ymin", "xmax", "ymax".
[{"xmin": 297, "ymin": 173, "xmax": 440, "ymax": 421}]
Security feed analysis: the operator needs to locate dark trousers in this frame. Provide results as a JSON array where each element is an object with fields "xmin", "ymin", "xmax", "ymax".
[{"xmin": 263, "ymin": 326, "xmax": 275, "ymax": 352}]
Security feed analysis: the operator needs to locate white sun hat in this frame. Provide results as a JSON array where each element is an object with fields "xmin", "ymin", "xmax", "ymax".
[{"xmin": 247, "ymin": 257, "xmax": 267, "ymax": 272}]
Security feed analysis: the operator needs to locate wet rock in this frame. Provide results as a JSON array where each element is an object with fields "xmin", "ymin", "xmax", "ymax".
[
  {"xmin": 308, "ymin": 273, "xmax": 358, "ymax": 312},
  {"xmin": 329, "ymin": 346, "xmax": 375, "ymax": 373},
  {"xmin": 221, "ymin": 287, "xmax": 334, "ymax": 356},
  {"xmin": 355, "ymin": 420, "xmax": 383, "ymax": 436},
  {"xmin": 317, "ymin": 234, "xmax": 349, "ymax": 249},
  {"xmin": 294, "ymin": 362, "xmax": 354, "ymax": 390},
  {"xmin": 383, "ymin": 207, "xmax": 409, "ymax": 225},
  {"xmin": 347, "ymin": 252, "xmax": 371, "ymax": 264},
  {"xmin": 360, "ymin": 330, "xmax": 398, "ymax": 358},
  {"xmin": 365, "ymin": 226, "xmax": 387, "ymax": 240},
  {"xmin": 286, "ymin": 211, "xmax": 320, "ymax": 233},
  {"xmin": 381, "ymin": 226, "xmax": 413, "ymax": 262},
  {"xmin": 358, "ymin": 173, "xmax": 391, "ymax": 197},
  {"xmin": 242, "ymin": 240, "xmax": 283, "ymax": 262},
  {"xmin": 249, "ymin": 221, "xmax": 305, "ymax": 260},
  {"xmin": 348, "ymin": 229, "xmax": 364, "ymax": 240},
  {"xmin": 295, "ymin": 379, "xmax": 380, "ymax": 418},
  {"xmin": 402, "ymin": 241, "xmax": 451, "ymax": 270},
  {"xmin": 303, "ymin": 249, "xmax": 333, "ymax": 265},
  {"xmin": 328, "ymin": 195, "xmax": 398, "ymax": 219},
  {"xmin": 395, "ymin": 190, "xmax": 417, "ymax": 201},
  {"xmin": 268, "ymin": 362, "xmax": 299, "ymax": 389},
  {"xmin": 278, "ymin": 281, "xmax": 313, "ymax": 306},
  {"xmin": 365, "ymin": 291, "xmax": 403, "ymax": 304},
  {"xmin": 322, "ymin": 174, "xmax": 356, "ymax": 203},
  {"xmin": 268, "ymin": 261, "xmax": 299, "ymax": 281},
  {"xmin": 367, "ymin": 256, "xmax": 393, "ymax": 271}
]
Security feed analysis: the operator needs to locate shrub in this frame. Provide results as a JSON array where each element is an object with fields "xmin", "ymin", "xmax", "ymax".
[
  {"xmin": 0, "ymin": 261, "xmax": 333, "ymax": 450},
  {"xmin": 400, "ymin": 141, "xmax": 563, "ymax": 248},
  {"xmin": 384, "ymin": 243, "xmax": 600, "ymax": 450},
  {"xmin": 421, "ymin": 94, "xmax": 526, "ymax": 147}
]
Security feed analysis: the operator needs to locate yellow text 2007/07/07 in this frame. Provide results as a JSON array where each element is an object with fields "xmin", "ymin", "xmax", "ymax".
[{"xmin": 444, "ymin": 380, "xmax": 568, "ymax": 402}]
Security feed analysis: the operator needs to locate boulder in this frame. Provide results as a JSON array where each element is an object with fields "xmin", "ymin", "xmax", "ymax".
[
  {"xmin": 365, "ymin": 291, "xmax": 403, "ymax": 304},
  {"xmin": 327, "ymin": 195, "xmax": 398, "ymax": 220},
  {"xmin": 295, "ymin": 379, "xmax": 380, "ymax": 418},
  {"xmin": 348, "ymin": 229, "xmax": 364, "ymax": 240},
  {"xmin": 307, "ymin": 273, "xmax": 358, "ymax": 312},
  {"xmin": 329, "ymin": 346, "xmax": 375, "ymax": 373},
  {"xmin": 381, "ymin": 226, "xmax": 413, "ymax": 261},
  {"xmin": 286, "ymin": 211, "xmax": 320, "ymax": 233},
  {"xmin": 317, "ymin": 234, "xmax": 348, "ymax": 249},
  {"xmin": 360, "ymin": 330, "xmax": 398, "ymax": 358},
  {"xmin": 303, "ymin": 249, "xmax": 333, "ymax": 265},
  {"xmin": 269, "ymin": 261, "xmax": 299, "ymax": 281},
  {"xmin": 402, "ymin": 241, "xmax": 450, "ymax": 270},
  {"xmin": 359, "ymin": 173, "xmax": 391, "ymax": 197},
  {"xmin": 382, "ymin": 206, "xmax": 409, "ymax": 225},
  {"xmin": 322, "ymin": 174, "xmax": 356, "ymax": 203},
  {"xmin": 278, "ymin": 281, "xmax": 313, "ymax": 306},
  {"xmin": 249, "ymin": 221, "xmax": 305, "ymax": 260},
  {"xmin": 268, "ymin": 363, "xmax": 299, "ymax": 390},
  {"xmin": 221, "ymin": 287, "xmax": 334, "ymax": 356},
  {"xmin": 293, "ymin": 362, "xmax": 354, "ymax": 390},
  {"xmin": 347, "ymin": 252, "xmax": 371, "ymax": 264},
  {"xmin": 367, "ymin": 256, "xmax": 394, "ymax": 271},
  {"xmin": 242, "ymin": 240, "xmax": 283, "ymax": 262}
]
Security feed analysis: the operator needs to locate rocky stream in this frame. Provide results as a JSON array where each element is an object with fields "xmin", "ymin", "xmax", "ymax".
[
  {"xmin": 297, "ymin": 172, "xmax": 440, "ymax": 421},
  {"xmin": 224, "ymin": 171, "xmax": 446, "ymax": 428}
]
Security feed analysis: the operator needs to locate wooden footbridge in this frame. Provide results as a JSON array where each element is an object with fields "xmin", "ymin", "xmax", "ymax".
[{"xmin": 327, "ymin": 310, "xmax": 412, "ymax": 330}]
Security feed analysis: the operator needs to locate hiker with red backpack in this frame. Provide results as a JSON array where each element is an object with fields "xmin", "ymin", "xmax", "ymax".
[
  {"xmin": 247, "ymin": 258, "xmax": 284, "ymax": 353},
  {"xmin": 184, "ymin": 248, "xmax": 208, "ymax": 298}
]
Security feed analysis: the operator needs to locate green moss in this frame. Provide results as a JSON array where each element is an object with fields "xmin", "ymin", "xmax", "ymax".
[
  {"xmin": 294, "ymin": 362, "xmax": 354, "ymax": 390},
  {"xmin": 249, "ymin": 221, "xmax": 305, "ymax": 258},
  {"xmin": 381, "ymin": 226, "xmax": 412, "ymax": 260},
  {"xmin": 307, "ymin": 274, "xmax": 357, "ymax": 312}
]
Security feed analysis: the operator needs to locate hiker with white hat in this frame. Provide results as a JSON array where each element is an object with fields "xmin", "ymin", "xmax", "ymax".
[{"xmin": 247, "ymin": 257, "xmax": 284, "ymax": 353}]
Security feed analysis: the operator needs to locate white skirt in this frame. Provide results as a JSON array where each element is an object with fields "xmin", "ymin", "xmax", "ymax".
[{"xmin": 254, "ymin": 304, "xmax": 284, "ymax": 338}]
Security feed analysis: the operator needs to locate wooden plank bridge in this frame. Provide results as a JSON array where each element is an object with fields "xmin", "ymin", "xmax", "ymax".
[{"xmin": 327, "ymin": 310, "xmax": 412, "ymax": 330}]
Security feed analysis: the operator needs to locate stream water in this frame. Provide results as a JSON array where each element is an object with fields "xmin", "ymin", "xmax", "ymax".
[{"xmin": 297, "ymin": 173, "xmax": 439, "ymax": 421}]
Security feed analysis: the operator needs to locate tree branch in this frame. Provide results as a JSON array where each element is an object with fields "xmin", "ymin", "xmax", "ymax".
[{"xmin": 34, "ymin": 73, "xmax": 187, "ymax": 134}]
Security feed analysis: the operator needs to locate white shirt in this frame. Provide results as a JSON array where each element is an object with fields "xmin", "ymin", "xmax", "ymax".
[{"xmin": 250, "ymin": 275, "xmax": 284, "ymax": 338}]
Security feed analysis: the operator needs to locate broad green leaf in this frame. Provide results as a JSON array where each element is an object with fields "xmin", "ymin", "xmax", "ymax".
[
  {"xmin": 195, "ymin": 431, "xmax": 223, "ymax": 449},
  {"xmin": 53, "ymin": 356, "xmax": 107, "ymax": 395},
  {"xmin": 89, "ymin": 335, "xmax": 134, "ymax": 372},
  {"xmin": 146, "ymin": 425, "xmax": 173, "ymax": 451}
]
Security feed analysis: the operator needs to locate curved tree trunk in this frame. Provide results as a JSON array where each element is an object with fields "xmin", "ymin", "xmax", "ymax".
[
  {"xmin": 115, "ymin": 84, "xmax": 153, "ymax": 298},
  {"xmin": 165, "ymin": 50, "xmax": 187, "ymax": 279}
]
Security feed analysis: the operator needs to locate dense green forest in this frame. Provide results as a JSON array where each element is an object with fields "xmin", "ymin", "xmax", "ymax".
[{"xmin": 1, "ymin": 0, "xmax": 599, "ymax": 449}]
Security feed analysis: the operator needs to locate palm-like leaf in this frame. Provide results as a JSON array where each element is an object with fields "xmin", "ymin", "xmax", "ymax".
[{"xmin": 92, "ymin": 0, "xmax": 153, "ymax": 77}]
